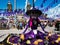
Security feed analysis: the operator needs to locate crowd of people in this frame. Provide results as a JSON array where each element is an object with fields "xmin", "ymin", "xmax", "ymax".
[
  {"xmin": 0, "ymin": 16, "xmax": 27, "ymax": 30},
  {"xmin": 0, "ymin": 15, "xmax": 60, "ymax": 31},
  {"xmin": 0, "ymin": 13, "xmax": 60, "ymax": 45}
]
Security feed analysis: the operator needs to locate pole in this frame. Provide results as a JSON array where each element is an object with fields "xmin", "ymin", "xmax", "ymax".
[
  {"xmin": 33, "ymin": 0, "xmax": 35, "ymax": 8},
  {"xmin": 14, "ymin": 0, "xmax": 16, "ymax": 10}
]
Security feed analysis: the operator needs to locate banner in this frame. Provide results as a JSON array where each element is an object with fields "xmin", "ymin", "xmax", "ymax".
[
  {"xmin": 41, "ymin": 3, "xmax": 43, "ymax": 8},
  {"xmin": 43, "ymin": 0, "xmax": 47, "ymax": 3}
]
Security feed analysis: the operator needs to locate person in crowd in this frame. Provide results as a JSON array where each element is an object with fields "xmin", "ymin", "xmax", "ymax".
[
  {"xmin": 3, "ymin": 22, "xmax": 6, "ymax": 29},
  {"xmin": 24, "ymin": 20, "xmax": 27, "ymax": 28},
  {"xmin": 48, "ymin": 21, "xmax": 53, "ymax": 27},
  {"xmin": 17, "ymin": 22, "xmax": 20, "ymax": 30},
  {"xmin": 55, "ymin": 21, "xmax": 60, "ymax": 31},
  {"xmin": 19, "ymin": 22, "xmax": 23, "ymax": 29},
  {"xmin": 44, "ymin": 21, "xmax": 47, "ymax": 28}
]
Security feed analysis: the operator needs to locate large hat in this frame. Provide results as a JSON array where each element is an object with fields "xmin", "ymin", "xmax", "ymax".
[{"xmin": 26, "ymin": 8, "xmax": 42, "ymax": 17}]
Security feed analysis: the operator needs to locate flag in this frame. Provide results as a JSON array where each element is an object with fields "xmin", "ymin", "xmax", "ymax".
[
  {"xmin": 41, "ymin": 3, "xmax": 43, "ymax": 8},
  {"xmin": 43, "ymin": 0, "xmax": 47, "ymax": 3},
  {"xmin": 53, "ymin": 0, "xmax": 58, "ymax": 4},
  {"xmin": 45, "ymin": 7, "xmax": 48, "ymax": 11},
  {"xmin": 49, "ymin": 0, "xmax": 54, "ymax": 7},
  {"xmin": 53, "ymin": 0, "xmax": 55, "ymax": 4},
  {"xmin": 55, "ymin": 0, "xmax": 58, "ymax": 3}
]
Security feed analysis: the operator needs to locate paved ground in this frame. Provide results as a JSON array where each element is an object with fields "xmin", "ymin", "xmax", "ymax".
[{"xmin": 0, "ymin": 26, "xmax": 55, "ymax": 42}]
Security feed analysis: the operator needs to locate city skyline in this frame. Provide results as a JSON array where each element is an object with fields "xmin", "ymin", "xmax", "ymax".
[{"xmin": 0, "ymin": 0, "xmax": 60, "ymax": 10}]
